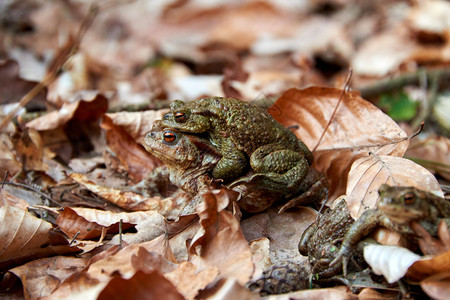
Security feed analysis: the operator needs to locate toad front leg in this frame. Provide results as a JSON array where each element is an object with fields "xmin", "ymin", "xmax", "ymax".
[{"xmin": 209, "ymin": 137, "xmax": 248, "ymax": 182}]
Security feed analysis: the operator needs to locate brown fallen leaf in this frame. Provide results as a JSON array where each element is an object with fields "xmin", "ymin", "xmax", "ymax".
[
  {"xmin": 26, "ymin": 91, "xmax": 108, "ymax": 131},
  {"xmin": 0, "ymin": 205, "xmax": 79, "ymax": 271},
  {"xmin": 407, "ymin": 250, "xmax": 450, "ymax": 282},
  {"xmin": 0, "ymin": 133, "xmax": 22, "ymax": 178},
  {"xmin": 69, "ymin": 173, "xmax": 187, "ymax": 218},
  {"xmin": 358, "ymin": 288, "xmax": 400, "ymax": 299},
  {"xmin": 405, "ymin": 135, "xmax": 450, "ymax": 181},
  {"xmin": 197, "ymin": 277, "xmax": 259, "ymax": 300},
  {"xmin": 189, "ymin": 191, "xmax": 254, "ymax": 286},
  {"xmin": 346, "ymin": 155, "xmax": 443, "ymax": 219},
  {"xmin": 351, "ymin": 25, "xmax": 417, "ymax": 77},
  {"xmin": 165, "ymin": 261, "xmax": 219, "ymax": 300},
  {"xmin": 420, "ymin": 271, "xmax": 450, "ymax": 300},
  {"xmin": 101, "ymin": 115, "xmax": 162, "ymax": 182},
  {"xmin": 97, "ymin": 270, "xmax": 185, "ymax": 300},
  {"xmin": 56, "ymin": 207, "xmax": 165, "ymax": 240},
  {"xmin": 13, "ymin": 128, "xmax": 48, "ymax": 173},
  {"xmin": 271, "ymin": 87, "xmax": 409, "ymax": 202},
  {"xmin": 105, "ymin": 110, "xmax": 167, "ymax": 142},
  {"xmin": 264, "ymin": 286, "xmax": 357, "ymax": 300},
  {"xmin": 411, "ymin": 220, "xmax": 450, "ymax": 256},
  {"xmin": 0, "ymin": 189, "xmax": 29, "ymax": 210},
  {"xmin": 0, "ymin": 59, "xmax": 47, "ymax": 109},
  {"xmin": 10, "ymin": 256, "xmax": 88, "ymax": 299}
]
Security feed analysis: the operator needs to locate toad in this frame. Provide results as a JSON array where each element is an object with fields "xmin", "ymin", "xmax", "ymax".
[
  {"xmin": 160, "ymin": 97, "xmax": 315, "ymax": 196},
  {"xmin": 143, "ymin": 122, "xmax": 327, "ymax": 213},
  {"xmin": 329, "ymin": 184, "xmax": 450, "ymax": 276}
]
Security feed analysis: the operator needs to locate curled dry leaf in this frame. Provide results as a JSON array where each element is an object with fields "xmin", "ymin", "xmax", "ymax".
[
  {"xmin": 101, "ymin": 115, "xmax": 162, "ymax": 181},
  {"xmin": 346, "ymin": 155, "xmax": 443, "ymax": 219},
  {"xmin": 56, "ymin": 207, "xmax": 165, "ymax": 240},
  {"xmin": 189, "ymin": 191, "xmax": 254, "ymax": 286},
  {"xmin": 0, "ymin": 205, "xmax": 79, "ymax": 270},
  {"xmin": 69, "ymin": 173, "xmax": 184, "ymax": 218},
  {"xmin": 105, "ymin": 110, "xmax": 168, "ymax": 142},
  {"xmin": 10, "ymin": 256, "xmax": 88, "ymax": 299},
  {"xmin": 271, "ymin": 87, "xmax": 409, "ymax": 202},
  {"xmin": 364, "ymin": 244, "xmax": 421, "ymax": 284},
  {"xmin": 26, "ymin": 91, "xmax": 108, "ymax": 131}
]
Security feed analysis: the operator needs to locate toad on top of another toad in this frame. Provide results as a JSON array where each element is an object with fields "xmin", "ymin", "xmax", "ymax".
[
  {"xmin": 160, "ymin": 97, "xmax": 315, "ymax": 196},
  {"xmin": 143, "ymin": 122, "xmax": 327, "ymax": 213}
]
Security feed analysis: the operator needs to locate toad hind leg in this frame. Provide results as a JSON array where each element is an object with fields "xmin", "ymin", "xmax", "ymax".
[{"xmin": 229, "ymin": 144, "xmax": 309, "ymax": 194}]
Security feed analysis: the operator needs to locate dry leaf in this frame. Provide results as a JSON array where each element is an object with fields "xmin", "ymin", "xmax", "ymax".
[
  {"xmin": 0, "ymin": 133, "xmax": 21, "ymax": 178},
  {"xmin": 405, "ymin": 135, "xmax": 450, "ymax": 181},
  {"xmin": 346, "ymin": 155, "xmax": 443, "ymax": 219},
  {"xmin": 197, "ymin": 277, "xmax": 259, "ymax": 300},
  {"xmin": 101, "ymin": 115, "xmax": 162, "ymax": 181},
  {"xmin": 363, "ymin": 244, "xmax": 421, "ymax": 283},
  {"xmin": 86, "ymin": 242, "xmax": 176, "ymax": 283},
  {"xmin": 56, "ymin": 207, "xmax": 165, "ymax": 240},
  {"xmin": 10, "ymin": 256, "xmax": 88, "ymax": 299},
  {"xmin": 272, "ymin": 87, "xmax": 409, "ymax": 201},
  {"xmin": 351, "ymin": 26, "xmax": 417, "ymax": 77},
  {"xmin": 189, "ymin": 192, "xmax": 254, "ymax": 285},
  {"xmin": 0, "ymin": 189, "xmax": 29, "ymax": 209},
  {"xmin": 106, "ymin": 110, "xmax": 168, "ymax": 141},
  {"xmin": 249, "ymin": 237, "xmax": 271, "ymax": 281},
  {"xmin": 0, "ymin": 59, "xmax": 47, "ymax": 108},
  {"xmin": 264, "ymin": 286, "xmax": 356, "ymax": 299},
  {"xmin": 97, "ymin": 270, "xmax": 185, "ymax": 300},
  {"xmin": 26, "ymin": 91, "xmax": 108, "ymax": 131},
  {"xmin": 69, "ymin": 173, "xmax": 183, "ymax": 218},
  {"xmin": 0, "ymin": 205, "xmax": 79, "ymax": 270},
  {"xmin": 165, "ymin": 261, "xmax": 219, "ymax": 300},
  {"xmin": 407, "ymin": 250, "xmax": 450, "ymax": 282},
  {"xmin": 357, "ymin": 288, "xmax": 400, "ymax": 299},
  {"xmin": 420, "ymin": 272, "xmax": 450, "ymax": 300}
]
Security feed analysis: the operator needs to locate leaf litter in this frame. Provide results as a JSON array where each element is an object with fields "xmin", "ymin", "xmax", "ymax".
[{"xmin": 1, "ymin": 0, "xmax": 450, "ymax": 299}]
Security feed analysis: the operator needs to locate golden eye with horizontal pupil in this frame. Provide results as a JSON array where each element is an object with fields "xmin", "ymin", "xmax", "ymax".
[
  {"xmin": 403, "ymin": 192, "xmax": 416, "ymax": 204},
  {"xmin": 163, "ymin": 131, "xmax": 177, "ymax": 143},
  {"xmin": 174, "ymin": 112, "xmax": 186, "ymax": 122}
]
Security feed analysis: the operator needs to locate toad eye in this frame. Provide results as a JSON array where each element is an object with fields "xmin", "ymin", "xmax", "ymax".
[
  {"xmin": 403, "ymin": 192, "xmax": 416, "ymax": 204},
  {"xmin": 163, "ymin": 131, "xmax": 177, "ymax": 143},
  {"xmin": 174, "ymin": 112, "xmax": 187, "ymax": 122}
]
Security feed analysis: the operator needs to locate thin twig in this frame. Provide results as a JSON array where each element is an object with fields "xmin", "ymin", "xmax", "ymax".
[
  {"xmin": 0, "ymin": 4, "xmax": 99, "ymax": 132},
  {"xmin": 70, "ymin": 231, "xmax": 81, "ymax": 246},
  {"xmin": 2, "ymin": 181, "xmax": 60, "ymax": 206},
  {"xmin": 119, "ymin": 218, "xmax": 123, "ymax": 249},
  {"xmin": 357, "ymin": 67, "xmax": 450, "ymax": 99},
  {"xmin": 313, "ymin": 69, "xmax": 353, "ymax": 152}
]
